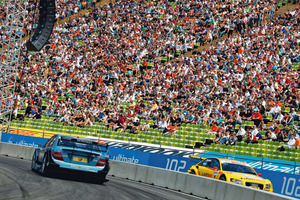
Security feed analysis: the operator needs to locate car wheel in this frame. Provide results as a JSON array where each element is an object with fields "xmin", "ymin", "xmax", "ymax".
[
  {"xmin": 97, "ymin": 172, "xmax": 107, "ymax": 185},
  {"xmin": 98, "ymin": 161, "xmax": 110, "ymax": 184},
  {"xmin": 31, "ymin": 152, "xmax": 37, "ymax": 172},
  {"xmin": 190, "ymin": 170, "xmax": 196, "ymax": 175},
  {"xmin": 219, "ymin": 175, "xmax": 226, "ymax": 181},
  {"xmin": 40, "ymin": 154, "xmax": 49, "ymax": 176}
]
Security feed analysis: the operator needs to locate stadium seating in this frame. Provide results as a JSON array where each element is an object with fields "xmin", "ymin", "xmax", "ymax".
[{"xmin": 11, "ymin": 108, "xmax": 300, "ymax": 162}]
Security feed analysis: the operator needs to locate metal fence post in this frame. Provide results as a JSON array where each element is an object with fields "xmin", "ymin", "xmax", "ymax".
[
  {"xmin": 43, "ymin": 130, "xmax": 45, "ymax": 138},
  {"xmin": 17, "ymin": 125, "xmax": 19, "ymax": 135},
  {"xmin": 160, "ymin": 135, "xmax": 162, "ymax": 149},
  {"xmin": 261, "ymin": 157, "xmax": 264, "ymax": 169},
  {"xmin": 294, "ymin": 161, "xmax": 296, "ymax": 174}
]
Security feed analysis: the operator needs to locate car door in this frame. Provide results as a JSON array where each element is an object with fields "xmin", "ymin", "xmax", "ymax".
[
  {"xmin": 38, "ymin": 135, "xmax": 57, "ymax": 162},
  {"xmin": 198, "ymin": 158, "xmax": 213, "ymax": 177},
  {"xmin": 210, "ymin": 158, "xmax": 221, "ymax": 179}
]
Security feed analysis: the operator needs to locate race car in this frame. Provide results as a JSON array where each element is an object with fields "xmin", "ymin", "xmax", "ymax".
[
  {"xmin": 187, "ymin": 156, "xmax": 273, "ymax": 192},
  {"xmin": 31, "ymin": 134, "xmax": 110, "ymax": 184}
]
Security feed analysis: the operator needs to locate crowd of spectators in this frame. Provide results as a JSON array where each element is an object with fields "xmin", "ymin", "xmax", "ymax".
[
  {"xmin": 204, "ymin": 8, "xmax": 300, "ymax": 147},
  {"xmin": 4, "ymin": 0, "xmax": 300, "ymax": 149}
]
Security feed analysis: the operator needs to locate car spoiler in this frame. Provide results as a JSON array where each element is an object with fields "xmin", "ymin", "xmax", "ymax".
[
  {"xmin": 61, "ymin": 136, "xmax": 108, "ymax": 148},
  {"xmin": 188, "ymin": 155, "xmax": 206, "ymax": 163}
]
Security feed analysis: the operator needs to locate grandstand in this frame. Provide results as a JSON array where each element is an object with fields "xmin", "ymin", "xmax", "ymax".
[{"xmin": 2, "ymin": 0, "xmax": 300, "ymax": 163}]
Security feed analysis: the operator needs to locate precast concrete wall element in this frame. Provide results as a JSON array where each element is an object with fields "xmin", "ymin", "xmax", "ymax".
[
  {"xmin": 108, "ymin": 160, "xmax": 294, "ymax": 200},
  {"xmin": 0, "ymin": 142, "xmax": 35, "ymax": 160},
  {"xmin": 0, "ymin": 142, "xmax": 295, "ymax": 200}
]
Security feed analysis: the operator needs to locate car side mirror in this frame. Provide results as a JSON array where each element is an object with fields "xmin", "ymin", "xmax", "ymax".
[
  {"xmin": 258, "ymin": 173, "xmax": 261, "ymax": 176},
  {"xmin": 213, "ymin": 167, "xmax": 219, "ymax": 171},
  {"xmin": 196, "ymin": 165, "xmax": 199, "ymax": 169}
]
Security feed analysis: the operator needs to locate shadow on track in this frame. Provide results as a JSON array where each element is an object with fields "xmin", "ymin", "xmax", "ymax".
[{"xmin": 36, "ymin": 170, "xmax": 108, "ymax": 185}]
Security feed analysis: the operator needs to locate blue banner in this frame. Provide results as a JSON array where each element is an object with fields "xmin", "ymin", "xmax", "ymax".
[
  {"xmin": 1, "ymin": 132, "xmax": 48, "ymax": 148},
  {"xmin": 149, "ymin": 153, "xmax": 193, "ymax": 172},
  {"xmin": 255, "ymin": 169, "xmax": 300, "ymax": 198},
  {"xmin": 110, "ymin": 146, "xmax": 150, "ymax": 165}
]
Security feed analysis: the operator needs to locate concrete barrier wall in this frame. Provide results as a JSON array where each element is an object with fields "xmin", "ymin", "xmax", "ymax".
[
  {"xmin": 0, "ymin": 142, "xmax": 35, "ymax": 160},
  {"xmin": 108, "ymin": 161, "xmax": 294, "ymax": 200},
  {"xmin": 0, "ymin": 142, "xmax": 294, "ymax": 200}
]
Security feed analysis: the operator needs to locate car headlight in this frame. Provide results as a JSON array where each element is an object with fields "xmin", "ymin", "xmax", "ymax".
[
  {"xmin": 230, "ymin": 178, "xmax": 243, "ymax": 185},
  {"xmin": 265, "ymin": 184, "xmax": 271, "ymax": 189}
]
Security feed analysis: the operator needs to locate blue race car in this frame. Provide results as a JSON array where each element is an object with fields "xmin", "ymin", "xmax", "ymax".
[{"xmin": 31, "ymin": 134, "xmax": 110, "ymax": 184}]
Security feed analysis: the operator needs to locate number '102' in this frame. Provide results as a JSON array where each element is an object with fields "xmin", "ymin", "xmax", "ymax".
[
  {"xmin": 281, "ymin": 177, "xmax": 300, "ymax": 197},
  {"xmin": 165, "ymin": 159, "xmax": 186, "ymax": 171}
]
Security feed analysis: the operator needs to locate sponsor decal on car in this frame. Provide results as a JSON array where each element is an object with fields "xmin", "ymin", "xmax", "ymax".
[{"xmin": 213, "ymin": 171, "xmax": 219, "ymax": 176}]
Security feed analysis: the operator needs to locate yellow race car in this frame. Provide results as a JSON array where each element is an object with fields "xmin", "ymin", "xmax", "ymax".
[{"xmin": 187, "ymin": 156, "xmax": 273, "ymax": 192}]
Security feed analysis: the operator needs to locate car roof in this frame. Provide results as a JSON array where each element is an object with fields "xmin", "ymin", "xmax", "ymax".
[
  {"xmin": 55, "ymin": 134, "xmax": 92, "ymax": 141},
  {"xmin": 205, "ymin": 157, "xmax": 249, "ymax": 166},
  {"xmin": 218, "ymin": 158, "xmax": 249, "ymax": 166},
  {"xmin": 55, "ymin": 134, "xmax": 108, "ymax": 147}
]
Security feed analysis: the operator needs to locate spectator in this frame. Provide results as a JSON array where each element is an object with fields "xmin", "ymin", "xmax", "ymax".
[
  {"xmin": 291, "ymin": 108, "xmax": 300, "ymax": 121},
  {"xmin": 214, "ymin": 133, "xmax": 224, "ymax": 144},
  {"xmin": 251, "ymin": 109, "xmax": 263, "ymax": 129},
  {"xmin": 277, "ymin": 130, "xmax": 286, "ymax": 142},
  {"xmin": 225, "ymin": 118, "xmax": 235, "ymax": 133},
  {"xmin": 209, "ymin": 123, "xmax": 219, "ymax": 135},
  {"xmin": 229, "ymin": 133, "xmax": 238, "ymax": 145},
  {"xmin": 166, "ymin": 123, "xmax": 178, "ymax": 135},
  {"xmin": 236, "ymin": 126, "xmax": 246, "ymax": 142},
  {"xmin": 221, "ymin": 131, "xmax": 231, "ymax": 145},
  {"xmin": 278, "ymin": 134, "xmax": 296, "ymax": 151},
  {"xmin": 245, "ymin": 132, "xmax": 258, "ymax": 144},
  {"xmin": 265, "ymin": 129, "xmax": 277, "ymax": 141},
  {"xmin": 142, "ymin": 120, "xmax": 150, "ymax": 131},
  {"xmin": 282, "ymin": 113, "xmax": 294, "ymax": 126},
  {"xmin": 116, "ymin": 112, "xmax": 127, "ymax": 133},
  {"xmin": 251, "ymin": 125, "xmax": 262, "ymax": 140},
  {"xmin": 24, "ymin": 103, "xmax": 32, "ymax": 118}
]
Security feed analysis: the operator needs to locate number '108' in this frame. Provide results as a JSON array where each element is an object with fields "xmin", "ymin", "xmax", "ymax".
[{"xmin": 281, "ymin": 177, "xmax": 300, "ymax": 197}]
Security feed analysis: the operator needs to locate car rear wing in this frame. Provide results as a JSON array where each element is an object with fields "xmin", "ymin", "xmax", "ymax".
[
  {"xmin": 61, "ymin": 136, "xmax": 108, "ymax": 148},
  {"xmin": 188, "ymin": 155, "xmax": 206, "ymax": 163}
]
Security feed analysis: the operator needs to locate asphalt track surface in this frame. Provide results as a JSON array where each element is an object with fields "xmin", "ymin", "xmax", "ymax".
[{"xmin": 0, "ymin": 156, "xmax": 204, "ymax": 200}]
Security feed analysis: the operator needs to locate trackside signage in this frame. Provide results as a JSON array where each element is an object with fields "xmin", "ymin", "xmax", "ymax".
[
  {"xmin": 1, "ymin": 132, "xmax": 299, "ymax": 199},
  {"xmin": 255, "ymin": 169, "xmax": 300, "ymax": 198},
  {"xmin": 1, "ymin": 132, "xmax": 47, "ymax": 147}
]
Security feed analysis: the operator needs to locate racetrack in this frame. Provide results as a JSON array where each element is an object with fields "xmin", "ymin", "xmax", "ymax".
[{"xmin": 0, "ymin": 156, "xmax": 204, "ymax": 200}]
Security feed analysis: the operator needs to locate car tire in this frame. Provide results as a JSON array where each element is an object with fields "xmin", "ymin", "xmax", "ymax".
[
  {"xmin": 40, "ymin": 154, "xmax": 49, "ymax": 176},
  {"xmin": 98, "ymin": 161, "xmax": 110, "ymax": 184},
  {"xmin": 98, "ymin": 174, "xmax": 105, "ymax": 185},
  {"xmin": 97, "ymin": 172, "xmax": 108, "ymax": 184},
  {"xmin": 219, "ymin": 175, "xmax": 226, "ymax": 181},
  {"xmin": 190, "ymin": 170, "xmax": 196, "ymax": 175},
  {"xmin": 31, "ymin": 152, "xmax": 37, "ymax": 172}
]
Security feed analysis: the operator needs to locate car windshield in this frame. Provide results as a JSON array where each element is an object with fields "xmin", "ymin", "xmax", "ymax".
[
  {"xmin": 221, "ymin": 163, "xmax": 257, "ymax": 175},
  {"xmin": 58, "ymin": 138, "xmax": 107, "ymax": 152}
]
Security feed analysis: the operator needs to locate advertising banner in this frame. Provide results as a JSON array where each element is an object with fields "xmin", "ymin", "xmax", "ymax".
[
  {"xmin": 1, "ymin": 132, "xmax": 299, "ymax": 199},
  {"xmin": 255, "ymin": 169, "xmax": 300, "ymax": 198},
  {"xmin": 1, "ymin": 132, "xmax": 47, "ymax": 148},
  {"xmin": 149, "ymin": 153, "xmax": 193, "ymax": 172},
  {"xmin": 109, "ymin": 146, "xmax": 150, "ymax": 165}
]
